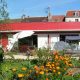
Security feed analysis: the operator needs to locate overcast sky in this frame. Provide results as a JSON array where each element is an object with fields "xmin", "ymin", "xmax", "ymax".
[{"xmin": 7, "ymin": 0, "xmax": 80, "ymax": 19}]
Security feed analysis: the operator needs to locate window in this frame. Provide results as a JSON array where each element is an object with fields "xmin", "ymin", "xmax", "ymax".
[
  {"xmin": 60, "ymin": 35, "xmax": 65, "ymax": 41},
  {"xmin": 73, "ymin": 11, "xmax": 79, "ymax": 17},
  {"xmin": 75, "ymin": 19, "xmax": 78, "ymax": 22}
]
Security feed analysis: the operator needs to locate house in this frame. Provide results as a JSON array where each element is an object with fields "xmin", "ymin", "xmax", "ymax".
[
  {"xmin": 0, "ymin": 10, "xmax": 80, "ymax": 52},
  {"xmin": 65, "ymin": 10, "xmax": 80, "ymax": 22},
  {"xmin": 0, "ymin": 22, "xmax": 80, "ymax": 51},
  {"xmin": 10, "ymin": 16, "xmax": 48, "ymax": 22},
  {"xmin": 50, "ymin": 15, "xmax": 65, "ymax": 22}
]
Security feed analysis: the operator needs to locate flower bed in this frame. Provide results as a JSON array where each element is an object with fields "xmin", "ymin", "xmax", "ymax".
[{"xmin": 0, "ymin": 49, "xmax": 80, "ymax": 80}]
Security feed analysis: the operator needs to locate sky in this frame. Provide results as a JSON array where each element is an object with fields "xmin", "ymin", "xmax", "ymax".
[{"xmin": 7, "ymin": 0, "xmax": 80, "ymax": 19}]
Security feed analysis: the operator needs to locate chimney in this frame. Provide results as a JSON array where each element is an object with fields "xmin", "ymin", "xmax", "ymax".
[
  {"xmin": 47, "ymin": 6, "xmax": 52, "ymax": 22},
  {"xmin": 21, "ymin": 14, "xmax": 26, "ymax": 22}
]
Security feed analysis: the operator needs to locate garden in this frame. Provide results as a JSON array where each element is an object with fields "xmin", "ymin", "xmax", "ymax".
[{"xmin": 0, "ymin": 48, "xmax": 80, "ymax": 80}]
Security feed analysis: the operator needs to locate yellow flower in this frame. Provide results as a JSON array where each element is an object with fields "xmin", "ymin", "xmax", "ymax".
[
  {"xmin": 46, "ymin": 64, "xmax": 50, "ymax": 67},
  {"xmin": 53, "ymin": 70, "xmax": 56, "ymax": 73},
  {"xmin": 18, "ymin": 74, "xmax": 24, "ymax": 78},
  {"xmin": 39, "ymin": 71, "xmax": 44, "ymax": 75},
  {"xmin": 58, "ymin": 72, "xmax": 61, "ymax": 75},
  {"xmin": 45, "ymin": 69, "xmax": 48, "ymax": 73},
  {"xmin": 56, "ymin": 67, "xmax": 60, "ymax": 70},
  {"xmin": 12, "ymin": 68, "xmax": 16, "ymax": 72},
  {"xmin": 69, "ymin": 64, "xmax": 73, "ymax": 67},
  {"xmin": 22, "ymin": 67, "xmax": 27, "ymax": 71},
  {"xmin": 51, "ymin": 64, "xmax": 55, "ymax": 67}
]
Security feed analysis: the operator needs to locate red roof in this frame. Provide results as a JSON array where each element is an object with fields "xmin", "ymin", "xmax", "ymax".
[
  {"xmin": 52, "ymin": 15, "xmax": 65, "ymax": 22},
  {"xmin": 0, "ymin": 22, "xmax": 80, "ymax": 32},
  {"xmin": 66, "ymin": 10, "xmax": 80, "ymax": 17}
]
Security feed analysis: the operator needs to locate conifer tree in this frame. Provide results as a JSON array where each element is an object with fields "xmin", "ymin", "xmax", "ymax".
[{"xmin": 0, "ymin": 0, "xmax": 9, "ymax": 21}]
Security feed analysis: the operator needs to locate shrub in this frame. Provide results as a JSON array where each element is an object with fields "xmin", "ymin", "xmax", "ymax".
[{"xmin": 36, "ymin": 48, "xmax": 51, "ymax": 65}]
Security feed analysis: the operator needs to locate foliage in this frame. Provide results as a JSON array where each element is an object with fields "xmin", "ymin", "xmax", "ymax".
[
  {"xmin": 36, "ymin": 48, "xmax": 51, "ymax": 65},
  {"xmin": 0, "ymin": 59, "xmax": 35, "ymax": 80},
  {"xmin": 0, "ymin": 0, "xmax": 9, "ymax": 20},
  {"xmin": 71, "ymin": 58, "xmax": 80, "ymax": 67},
  {"xmin": 73, "ymin": 72, "xmax": 80, "ymax": 80},
  {"xmin": 62, "ymin": 75, "xmax": 74, "ymax": 80}
]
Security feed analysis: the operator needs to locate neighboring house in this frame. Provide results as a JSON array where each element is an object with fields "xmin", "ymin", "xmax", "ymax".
[
  {"xmin": 51, "ymin": 15, "xmax": 65, "ymax": 22},
  {"xmin": 0, "ymin": 10, "xmax": 80, "ymax": 52},
  {"xmin": 10, "ymin": 16, "xmax": 48, "ymax": 23},
  {"xmin": 65, "ymin": 10, "xmax": 80, "ymax": 22},
  {"xmin": 9, "ymin": 10, "xmax": 80, "ymax": 23}
]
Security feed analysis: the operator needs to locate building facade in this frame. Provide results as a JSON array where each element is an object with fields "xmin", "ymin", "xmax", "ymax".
[{"xmin": 0, "ymin": 10, "xmax": 80, "ymax": 51}]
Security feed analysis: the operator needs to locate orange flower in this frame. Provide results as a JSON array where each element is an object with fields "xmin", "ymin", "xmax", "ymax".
[
  {"xmin": 46, "ymin": 78, "xmax": 49, "ymax": 80},
  {"xmin": 59, "ymin": 56, "xmax": 64, "ymax": 60},
  {"xmin": 53, "ymin": 51, "xmax": 58, "ymax": 55},
  {"xmin": 55, "ymin": 63, "xmax": 59, "ymax": 66},
  {"xmin": 40, "ymin": 66, "xmax": 44, "ymax": 70},
  {"xmin": 34, "ymin": 65, "xmax": 39, "ymax": 70},
  {"xmin": 51, "ymin": 63, "xmax": 55, "ymax": 67},
  {"xmin": 69, "ymin": 64, "xmax": 73, "ymax": 67},
  {"xmin": 39, "ymin": 71, "xmax": 44, "ymax": 75},
  {"xmin": 18, "ymin": 74, "xmax": 24, "ymax": 78},
  {"xmin": 55, "ymin": 55, "xmax": 59, "ymax": 59},
  {"xmin": 65, "ymin": 61, "xmax": 69, "ymax": 65}
]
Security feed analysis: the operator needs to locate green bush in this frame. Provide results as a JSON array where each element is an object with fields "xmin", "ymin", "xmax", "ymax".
[
  {"xmin": 62, "ymin": 75, "xmax": 74, "ymax": 80},
  {"xmin": 36, "ymin": 48, "xmax": 51, "ymax": 65}
]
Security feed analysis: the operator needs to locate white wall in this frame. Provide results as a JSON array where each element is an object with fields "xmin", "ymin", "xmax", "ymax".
[
  {"xmin": 37, "ymin": 34, "xmax": 60, "ymax": 50},
  {"xmin": 79, "ymin": 34, "xmax": 80, "ymax": 46},
  {"xmin": 65, "ymin": 17, "xmax": 80, "ymax": 22},
  {"xmin": 49, "ymin": 34, "xmax": 60, "ymax": 50},
  {"xmin": 8, "ymin": 34, "xmax": 18, "ymax": 50},
  {"xmin": 38, "ymin": 34, "xmax": 48, "ymax": 48}
]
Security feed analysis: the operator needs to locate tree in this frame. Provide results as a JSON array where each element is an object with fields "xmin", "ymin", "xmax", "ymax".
[{"xmin": 0, "ymin": 0, "xmax": 9, "ymax": 23}]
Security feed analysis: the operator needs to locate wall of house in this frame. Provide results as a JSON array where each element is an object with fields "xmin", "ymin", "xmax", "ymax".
[
  {"xmin": 37, "ymin": 34, "xmax": 60, "ymax": 50},
  {"xmin": 65, "ymin": 17, "xmax": 80, "ymax": 22},
  {"xmin": 7, "ymin": 33, "xmax": 18, "ymax": 51},
  {"xmin": 1, "ymin": 33, "xmax": 8, "ymax": 48},
  {"xmin": 79, "ymin": 34, "xmax": 80, "ymax": 46},
  {"xmin": 38, "ymin": 34, "xmax": 48, "ymax": 48},
  {"xmin": 49, "ymin": 34, "xmax": 60, "ymax": 50}
]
